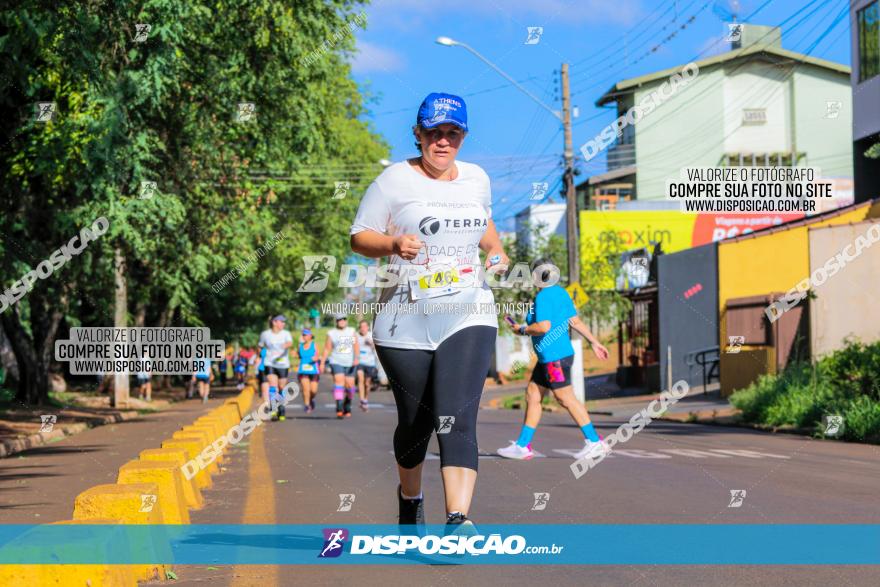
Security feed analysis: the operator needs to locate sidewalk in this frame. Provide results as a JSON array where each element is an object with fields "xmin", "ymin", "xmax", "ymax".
[{"xmin": 0, "ymin": 386, "xmax": 241, "ymax": 524}]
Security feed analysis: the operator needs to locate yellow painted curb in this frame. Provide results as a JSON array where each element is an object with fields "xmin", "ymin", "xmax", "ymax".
[
  {"xmin": 72, "ymin": 484, "xmax": 169, "ymax": 582},
  {"xmin": 181, "ymin": 425, "xmax": 225, "ymax": 464},
  {"xmin": 206, "ymin": 407, "xmax": 232, "ymax": 430},
  {"xmin": 139, "ymin": 448, "xmax": 204, "ymax": 510},
  {"xmin": 117, "ymin": 461, "xmax": 190, "ymax": 524},
  {"xmin": 172, "ymin": 428, "xmax": 223, "ymax": 464},
  {"xmin": 0, "ymin": 520, "xmax": 139, "ymax": 586},
  {"xmin": 193, "ymin": 417, "xmax": 227, "ymax": 449},
  {"xmin": 213, "ymin": 405, "xmax": 240, "ymax": 429},
  {"xmin": 223, "ymin": 398, "xmax": 243, "ymax": 419},
  {"xmin": 73, "ymin": 482, "xmax": 165, "ymax": 523},
  {"xmin": 162, "ymin": 438, "xmax": 216, "ymax": 482}
]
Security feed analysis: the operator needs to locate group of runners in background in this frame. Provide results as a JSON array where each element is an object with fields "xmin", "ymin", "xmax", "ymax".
[{"xmin": 209, "ymin": 314, "xmax": 379, "ymax": 421}]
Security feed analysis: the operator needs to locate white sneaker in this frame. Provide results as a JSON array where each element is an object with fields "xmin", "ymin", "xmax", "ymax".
[
  {"xmin": 573, "ymin": 439, "xmax": 611, "ymax": 461},
  {"xmin": 497, "ymin": 441, "xmax": 534, "ymax": 460}
]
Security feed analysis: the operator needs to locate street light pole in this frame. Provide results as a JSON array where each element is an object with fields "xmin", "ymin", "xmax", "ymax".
[
  {"xmin": 436, "ymin": 37, "xmax": 578, "ymax": 285},
  {"xmin": 561, "ymin": 63, "xmax": 578, "ymax": 284}
]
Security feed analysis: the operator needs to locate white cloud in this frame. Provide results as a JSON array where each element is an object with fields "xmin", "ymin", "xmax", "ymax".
[{"xmin": 351, "ymin": 41, "xmax": 406, "ymax": 73}]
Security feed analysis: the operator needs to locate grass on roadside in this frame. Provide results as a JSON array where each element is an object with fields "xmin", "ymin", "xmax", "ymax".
[{"xmin": 730, "ymin": 340, "xmax": 880, "ymax": 443}]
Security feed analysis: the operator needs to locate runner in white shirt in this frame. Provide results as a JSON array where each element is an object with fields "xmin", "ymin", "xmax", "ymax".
[
  {"xmin": 355, "ymin": 320, "xmax": 377, "ymax": 412},
  {"xmin": 319, "ymin": 314, "xmax": 360, "ymax": 419},
  {"xmin": 258, "ymin": 314, "xmax": 293, "ymax": 420},
  {"xmin": 350, "ymin": 92, "xmax": 510, "ymax": 533}
]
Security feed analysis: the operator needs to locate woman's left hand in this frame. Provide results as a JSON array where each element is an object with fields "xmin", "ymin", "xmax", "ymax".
[
  {"xmin": 591, "ymin": 340, "xmax": 610, "ymax": 361},
  {"xmin": 484, "ymin": 248, "xmax": 510, "ymax": 270}
]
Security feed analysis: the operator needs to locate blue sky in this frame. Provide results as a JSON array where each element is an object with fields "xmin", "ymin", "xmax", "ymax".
[{"xmin": 348, "ymin": 0, "xmax": 852, "ymax": 230}]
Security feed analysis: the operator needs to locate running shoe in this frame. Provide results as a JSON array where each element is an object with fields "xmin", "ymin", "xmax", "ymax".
[
  {"xmin": 360, "ymin": 399, "xmax": 369, "ymax": 412},
  {"xmin": 573, "ymin": 438, "xmax": 611, "ymax": 461},
  {"xmin": 278, "ymin": 415, "xmax": 286, "ymax": 421},
  {"xmin": 304, "ymin": 406, "xmax": 313, "ymax": 414},
  {"xmin": 309, "ymin": 399, "xmax": 316, "ymax": 410},
  {"xmin": 336, "ymin": 411, "xmax": 344, "ymax": 419},
  {"xmin": 397, "ymin": 485, "xmax": 425, "ymax": 527},
  {"xmin": 344, "ymin": 412, "xmax": 352, "ymax": 418},
  {"xmin": 496, "ymin": 441, "xmax": 534, "ymax": 460},
  {"xmin": 445, "ymin": 512, "xmax": 478, "ymax": 537}
]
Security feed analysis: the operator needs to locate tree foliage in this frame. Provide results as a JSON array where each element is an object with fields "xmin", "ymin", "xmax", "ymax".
[{"xmin": 0, "ymin": 0, "xmax": 386, "ymax": 403}]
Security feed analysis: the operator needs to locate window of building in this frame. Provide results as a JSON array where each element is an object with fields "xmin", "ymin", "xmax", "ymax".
[{"xmin": 858, "ymin": 1, "xmax": 880, "ymax": 82}]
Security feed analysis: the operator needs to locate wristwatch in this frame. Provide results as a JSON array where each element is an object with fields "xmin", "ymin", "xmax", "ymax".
[{"xmin": 518, "ymin": 325, "xmax": 527, "ymax": 336}]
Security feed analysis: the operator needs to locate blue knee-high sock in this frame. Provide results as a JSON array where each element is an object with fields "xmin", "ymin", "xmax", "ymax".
[
  {"xmin": 580, "ymin": 422, "xmax": 600, "ymax": 442},
  {"xmin": 269, "ymin": 386, "xmax": 278, "ymax": 406},
  {"xmin": 515, "ymin": 425, "xmax": 536, "ymax": 447}
]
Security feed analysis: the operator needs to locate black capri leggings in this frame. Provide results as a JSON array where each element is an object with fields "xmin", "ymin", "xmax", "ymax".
[{"xmin": 375, "ymin": 325, "xmax": 496, "ymax": 472}]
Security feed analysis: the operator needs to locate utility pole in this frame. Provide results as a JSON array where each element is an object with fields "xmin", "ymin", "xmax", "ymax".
[{"xmin": 561, "ymin": 63, "xmax": 579, "ymax": 285}]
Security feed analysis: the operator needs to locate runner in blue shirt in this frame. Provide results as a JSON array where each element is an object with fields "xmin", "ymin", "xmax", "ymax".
[
  {"xmin": 297, "ymin": 328, "xmax": 321, "ymax": 413},
  {"xmin": 497, "ymin": 257, "xmax": 611, "ymax": 461}
]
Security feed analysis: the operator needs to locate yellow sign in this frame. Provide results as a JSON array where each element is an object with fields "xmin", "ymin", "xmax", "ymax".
[{"xmin": 566, "ymin": 282, "xmax": 589, "ymax": 309}]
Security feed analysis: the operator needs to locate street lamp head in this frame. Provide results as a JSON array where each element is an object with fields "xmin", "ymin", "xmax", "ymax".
[{"xmin": 435, "ymin": 36, "xmax": 458, "ymax": 47}]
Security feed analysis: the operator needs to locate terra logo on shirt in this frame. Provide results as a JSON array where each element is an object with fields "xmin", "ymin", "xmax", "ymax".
[
  {"xmin": 418, "ymin": 215, "xmax": 487, "ymax": 237},
  {"xmin": 419, "ymin": 216, "xmax": 440, "ymax": 235}
]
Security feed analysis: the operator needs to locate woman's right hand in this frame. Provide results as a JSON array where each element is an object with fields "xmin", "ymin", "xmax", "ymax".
[{"xmin": 392, "ymin": 234, "xmax": 423, "ymax": 260}]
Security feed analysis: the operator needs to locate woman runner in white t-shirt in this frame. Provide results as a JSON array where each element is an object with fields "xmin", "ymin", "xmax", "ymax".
[{"xmin": 350, "ymin": 92, "xmax": 509, "ymax": 533}]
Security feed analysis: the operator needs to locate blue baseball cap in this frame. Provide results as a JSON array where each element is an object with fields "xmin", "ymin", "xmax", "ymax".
[
  {"xmin": 416, "ymin": 92, "xmax": 468, "ymax": 132},
  {"xmin": 302, "ymin": 328, "xmax": 312, "ymax": 336}
]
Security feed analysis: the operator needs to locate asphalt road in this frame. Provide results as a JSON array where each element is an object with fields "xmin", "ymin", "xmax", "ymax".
[{"xmin": 148, "ymin": 377, "xmax": 877, "ymax": 586}]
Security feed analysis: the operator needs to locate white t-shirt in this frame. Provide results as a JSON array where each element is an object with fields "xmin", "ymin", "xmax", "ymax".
[
  {"xmin": 357, "ymin": 332, "xmax": 376, "ymax": 366},
  {"xmin": 327, "ymin": 327, "xmax": 357, "ymax": 367},
  {"xmin": 350, "ymin": 160, "xmax": 497, "ymax": 350},
  {"xmin": 258, "ymin": 329, "xmax": 293, "ymax": 368}
]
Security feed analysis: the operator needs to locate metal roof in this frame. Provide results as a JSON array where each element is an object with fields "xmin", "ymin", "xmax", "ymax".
[{"xmin": 596, "ymin": 45, "xmax": 850, "ymax": 107}]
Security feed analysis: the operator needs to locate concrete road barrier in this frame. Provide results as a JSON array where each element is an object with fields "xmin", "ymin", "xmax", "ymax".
[
  {"xmin": 72, "ymin": 484, "xmax": 169, "ymax": 581},
  {"xmin": 117, "ymin": 461, "xmax": 190, "ymax": 524},
  {"xmin": 0, "ymin": 520, "xmax": 139, "ymax": 586},
  {"xmin": 139, "ymin": 448, "xmax": 204, "ymax": 510},
  {"xmin": 162, "ymin": 438, "xmax": 215, "ymax": 483}
]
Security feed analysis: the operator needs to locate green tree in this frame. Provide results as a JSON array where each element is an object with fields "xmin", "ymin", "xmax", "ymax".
[{"xmin": 0, "ymin": 0, "xmax": 386, "ymax": 404}]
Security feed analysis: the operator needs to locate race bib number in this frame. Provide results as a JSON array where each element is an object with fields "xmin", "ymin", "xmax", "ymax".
[{"xmin": 408, "ymin": 265, "xmax": 460, "ymax": 300}]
